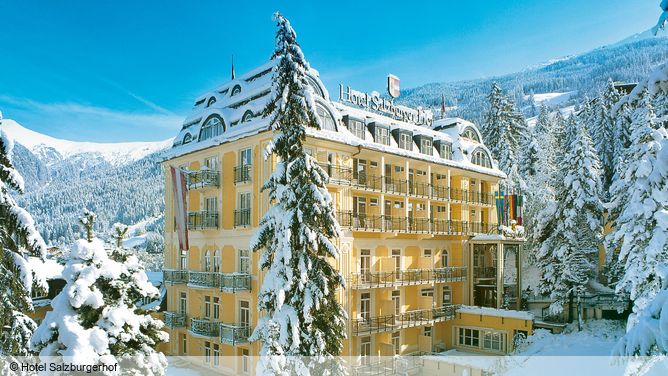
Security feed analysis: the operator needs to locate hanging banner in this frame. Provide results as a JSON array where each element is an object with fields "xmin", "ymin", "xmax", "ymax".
[
  {"xmin": 495, "ymin": 191, "xmax": 505, "ymax": 225},
  {"xmin": 171, "ymin": 166, "xmax": 189, "ymax": 252}
]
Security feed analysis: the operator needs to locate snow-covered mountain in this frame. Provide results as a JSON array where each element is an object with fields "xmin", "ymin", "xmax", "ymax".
[{"xmin": 2, "ymin": 119, "xmax": 171, "ymax": 244}]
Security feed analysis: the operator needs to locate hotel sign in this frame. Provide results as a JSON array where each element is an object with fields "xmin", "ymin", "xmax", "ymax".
[
  {"xmin": 339, "ymin": 84, "xmax": 433, "ymax": 127},
  {"xmin": 387, "ymin": 74, "xmax": 400, "ymax": 98}
]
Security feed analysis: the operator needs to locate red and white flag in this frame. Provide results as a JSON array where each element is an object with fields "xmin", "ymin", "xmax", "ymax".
[{"xmin": 170, "ymin": 166, "xmax": 189, "ymax": 252}]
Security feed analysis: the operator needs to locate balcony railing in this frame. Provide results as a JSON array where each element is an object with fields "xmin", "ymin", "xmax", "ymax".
[
  {"xmin": 431, "ymin": 185, "xmax": 449, "ymax": 200},
  {"xmin": 220, "ymin": 273, "xmax": 251, "ymax": 292},
  {"xmin": 188, "ymin": 271, "xmax": 219, "ymax": 288},
  {"xmin": 318, "ymin": 163, "xmax": 353, "ymax": 183},
  {"xmin": 188, "ymin": 211, "xmax": 218, "ymax": 229},
  {"xmin": 234, "ymin": 209, "xmax": 251, "ymax": 227},
  {"xmin": 351, "ymin": 305, "xmax": 458, "ymax": 335},
  {"xmin": 354, "ymin": 172, "xmax": 383, "ymax": 191},
  {"xmin": 220, "ymin": 323, "xmax": 251, "ymax": 345},
  {"xmin": 164, "ymin": 311, "xmax": 186, "ymax": 328},
  {"xmin": 450, "ymin": 187, "xmax": 467, "ymax": 201},
  {"xmin": 190, "ymin": 318, "xmax": 220, "ymax": 337},
  {"xmin": 469, "ymin": 191, "xmax": 494, "ymax": 205},
  {"xmin": 407, "ymin": 217, "xmax": 430, "ymax": 233},
  {"xmin": 234, "ymin": 164, "xmax": 252, "ymax": 184},
  {"xmin": 470, "ymin": 221, "xmax": 497, "ymax": 234},
  {"xmin": 352, "ymin": 214, "xmax": 384, "ymax": 231},
  {"xmin": 186, "ymin": 170, "xmax": 220, "ymax": 189},
  {"xmin": 408, "ymin": 181, "xmax": 430, "ymax": 197},
  {"xmin": 383, "ymin": 215, "xmax": 407, "ymax": 232},
  {"xmin": 349, "ymin": 266, "xmax": 467, "ymax": 289},
  {"xmin": 163, "ymin": 269, "xmax": 188, "ymax": 284},
  {"xmin": 384, "ymin": 177, "xmax": 407, "ymax": 195},
  {"xmin": 337, "ymin": 212, "xmax": 498, "ymax": 236}
]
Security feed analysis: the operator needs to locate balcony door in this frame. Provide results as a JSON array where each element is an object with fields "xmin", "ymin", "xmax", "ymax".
[
  {"xmin": 353, "ymin": 197, "xmax": 366, "ymax": 227},
  {"xmin": 360, "ymin": 292, "xmax": 371, "ymax": 322},
  {"xmin": 239, "ymin": 301, "xmax": 250, "ymax": 328},
  {"xmin": 392, "ymin": 290, "xmax": 401, "ymax": 315},
  {"xmin": 240, "ymin": 148, "xmax": 252, "ymax": 167},
  {"xmin": 360, "ymin": 249, "xmax": 371, "ymax": 282}
]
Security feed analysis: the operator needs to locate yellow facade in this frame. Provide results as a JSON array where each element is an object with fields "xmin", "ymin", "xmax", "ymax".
[{"xmin": 161, "ymin": 128, "xmax": 532, "ymax": 373}]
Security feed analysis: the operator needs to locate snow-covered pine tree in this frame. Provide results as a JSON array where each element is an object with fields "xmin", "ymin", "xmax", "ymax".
[
  {"xmin": 0, "ymin": 112, "xmax": 47, "ymax": 356},
  {"xmin": 590, "ymin": 80, "xmax": 622, "ymax": 196},
  {"xmin": 536, "ymin": 115, "xmax": 604, "ymax": 316},
  {"xmin": 31, "ymin": 211, "xmax": 168, "ymax": 375},
  {"xmin": 249, "ymin": 12, "xmax": 346, "ymax": 375},
  {"xmin": 482, "ymin": 83, "xmax": 527, "ymax": 189}
]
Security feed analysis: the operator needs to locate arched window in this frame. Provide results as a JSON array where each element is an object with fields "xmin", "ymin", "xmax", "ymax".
[
  {"xmin": 462, "ymin": 126, "xmax": 480, "ymax": 142},
  {"xmin": 207, "ymin": 97, "xmax": 217, "ymax": 107},
  {"xmin": 472, "ymin": 148, "xmax": 492, "ymax": 168},
  {"xmin": 204, "ymin": 250, "xmax": 211, "ymax": 272},
  {"xmin": 230, "ymin": 85, "xmax": 242, "ymax": 97},
  {"xmin": 441, "ymin": 250, "xmax": 449, "ymax": 267},
  {"xmin": 183, "ymin": 133, "xmax": 193, "ymax": 145},
  {"xmin": 316, "ymin": 103, "xmax": 337, "ymax": 131},
  {"xmin": 199, "ymin": 115, "xmax": 225, "ymax": 142},
  {"xmin": 241, "ymin": 110, "xmax": 254, "ymax": 123},
  {"xmin": 213, "ymin": 250, "xmax": 221, "ymax": 272},
  {"xmin": 306, "ymin": 75, "xmax": 324, "ymax": 97}
]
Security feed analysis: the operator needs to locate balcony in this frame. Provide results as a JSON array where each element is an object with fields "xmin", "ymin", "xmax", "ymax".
[
  {"xmin": 220, "ymin": 273, "xmax": 251, "ymax": 292},
  {"xmin": 190, "ymin": 318, "xmax": 220, "ymax": 337},
  {"xmin": 354, "ymin": 172, "xmax": 383, "ymax": 191},
  {"xmin": 407, "ymin": 217, "xmax": 430, "ymax": 233},
  {"xmin": 470, "ymin": 222, "xmax": 497, "ymax": 234},
  {"xmin": 186, "ymin": 170, "xmax": 220, "ymax": 189},
  {"xmin": 234, "ymin": 164, "xmax": 252, "ymax": 184},
  {"xmin": 450, "ymin": 187, "xmax": 467, "ymax": 201},
  {"xmin": 164, "ymin": 311, "xmax": 186, "ymax": 329},
  {"xmin": 431, "ymin": 185, "xmax": 449, "ymax": 200},
  {"xmin": 337, "ymin": 213, "xmax": 497, "ymax": 237},
  {"xmin": 234, "ymin": 209, "xmax": 251, "ymax": 227},
  {"xmin": 188, "ymin": 271, "xmax": 219, "ymax": 288},
  {"xmin": 163, "ymin": 269, "xmax": 188, "ymax": 284},
  {"xmin": 408, "ymin": 181, "xmax": 430, "ymax": 197},
  {"xmin": 349, "ymin": 266, "xmax": 467, "ymax": 289},
  {"xmin": 351, "ymin": 305, "xmax": 458, "ymax": 335},
  {"xmin": 220, "ymin": 323, "xmax": 251, "ymax": 345},
  {"xmin": 383, "ymin": 176, "xmax": 407, "ymax": 195},
  {"xmin": 188, "ymin": 211, "xmax": 218, "ymax": 230},
  {"xmin": 469, "ymin": 191, "xmax": 494, "ymax": 206},
  {"xmin": 383, "ymin": 215, "xmax": 407, "ymax": 232},
  {"xmin": 318, "ymin": 163, "xmax": 353, "ymax": 184}
]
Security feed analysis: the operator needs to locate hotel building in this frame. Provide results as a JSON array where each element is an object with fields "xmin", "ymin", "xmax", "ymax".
[{"xmin": 161, "ymin": 61, "xmax": 531, "ymax": 374}]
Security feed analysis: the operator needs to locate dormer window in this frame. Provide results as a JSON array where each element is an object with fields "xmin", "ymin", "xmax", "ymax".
[
  {"xmin": 439, "ymin": 142, "xmax": 452, "ymax": 160},
  {"xmin": 398, "ymin": 133, "xmax": 412, "ymax": 151},
  {"xmin": 472, "ymin": 148, "xmax": 492, "ymax": 168},
  {"xmin": 241, "ymin": 110, "xmax": 253, "ymax": 123},
  {"xmin": 420, "ymin": 138, "xmax": 432, "ymax": 156},
  {"xmin": 345, "ymin": 116, "xmax": 365, "ymax": 139},
  {"xmin": 230, "ymin": 85, "xmax": 242, "ymax": 97},
  {"xmin": 306, "ymin": 75, "xmax": 324, "ymax": 97},
  {"xmin": 207, "ymin": 97, "xmax": 216, "ymax": 107},
  {"xmin": 462, "ymin": 126, "xmax": 480, "ymax": 142},
  {"xmin": 199, "ymin": 115, "xmax": 225, "ymax": 142},
  {"xmin": 316, "ymin": 104, "xmax": 337, "ymax": 131},
  {"xmin": 375, "ymin": 127, "xmax": 390, "ymax": 146},
  {"xmin": 183, "ymin": 133, "xmax": 193, "ymax": 145}
]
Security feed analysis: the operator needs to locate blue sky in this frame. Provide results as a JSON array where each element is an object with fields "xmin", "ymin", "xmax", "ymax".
[{"xmin": 0, "ymin": 0, "xmax": 662, "ymax": 142}]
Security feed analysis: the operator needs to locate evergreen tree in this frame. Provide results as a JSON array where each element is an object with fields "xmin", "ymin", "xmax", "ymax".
[
  {"xmin": 590, "ymin": 80, "xmax": 621, "ymax": 196},
  {"xmin": 482, "ymin": 83, "xmax": 527, "ymax": 189},
  {"xmin": 249, "ymin": 13, "xmax": 346, "ymax": 375},
  {"xmin": 31, "ymin": 211, "xmax": 168, "ymax": 375},
  {"xmin": 0, "ymin": 112, "xmax": 47, "ymax": 356},
  {"xmin": 536, "ymin": 116, "xmax": 604, "ymax": 316}
]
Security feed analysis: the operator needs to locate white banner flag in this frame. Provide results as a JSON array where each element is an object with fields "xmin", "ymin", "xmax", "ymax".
[{"xmin": 170, "ymin": 166, "xmax": 189, "ymax": 252}]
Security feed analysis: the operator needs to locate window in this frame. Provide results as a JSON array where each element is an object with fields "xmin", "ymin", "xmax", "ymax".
[
  {"xmin": 205, "ymin": 341, "xmax": 211, "ymax": 363},
  {"xmin": 423, "ymin": 249, "xmax": 433, "ymax": 257},
  {"xmin": 398, "ymin": 133, "xmax": 412, "ymax": 150},
  {"xmin": 204, "ymin": 250, "xmax": 211, "ymax": 272},
  {"xmin": 240, "ymin": 301, "xmax": 250, "ymax": 328},
  {"xmin": 421, "ymin": 288, "xmax": 434, "ymax": 297},
  {"xmin": 239, "ymin": 249, "xmax": 251, "ymax": 274},
  {"xmin": 442, "ymin": 286, "xmax": 452, "ymax": 305},
  {"xmin": 199, "ymin": 116, "xmax": 224, "ymax": 142},
  {"xmin": 179, "ymin": 292, "xmax": 187, "ymax": 314},
  {"xmin": 180, "ymin": 254, "xmax": 187, "ymax": 270},
  {"xmin": 181, "ymin": 333, "xmax": 187, "ymax": 354},
  {"xmin": 392, "ymin": 249, "xmax": 401, "ymax": 274},
  {"xmin": 459, "ymin": 328, "xmax": 480, "ymax": 347},
  {"xmin": 207, "ymin": 97, "xmax": 216, "ymax": 107},
  {"xmin": 423, "ymin": 326, "xmax": 433, "ymax": 337},
  {"xmin": 239, "ymin": 192, "xmax": 251, "ymax": 209},
  {"xmin": 205, "ymin": 296, "xmax": 211, "ymax": 318},
  {"xmin": 360, "ymin": 292, "xmax": 371, "ymax": 321},
  {"xmin": 237, "ymin": 193, "xmax": 251, "ymax": 227},
  {"xmin": 439, "ymin": 143, "xmax": 453, "ymax": 159},
  {"xmin": 441, "ymin": 250, "xmax": 449, "ymax": 267},
  {"xmin": 316, "ymin": 104, "xmax": 337, "ymax": 131},
  {"xmin": 242, "ymin": 349, "xmax": 250, "ymax": 373},
  {"xmin": 360, "ymin": 249, "xmax": 371, "ymax": 281},
  {"xmin": 213, "ymin": 297, "xmax": 220, "ymax": 320},
  {"xmin": 484, "ymin": 331, "xmax": 504, "ymax": 352},
  {"xmin": 472, "ymin": 149, "xmax": 492, "ymax": 168},
  {"xmin": 420, "ymin": 138, "xmax": 433, "ymax": 155},
  {"xmin": 392, "ymin": 290, "xmax": 401, "ymax": 315},
  {"xmin": 204, "ymin": 156, "xmax": 219, "ymax": 171},
  {"xmin": 375, "ymin": 127, "xmax": 390, "ymax": 146},
  {"xmin": 231, "ymin": 85, "xmax": 242, "ymax": 97},
  {"xmin": 360, "ymin": 336, "xmax": 371, "ymax": 359},
  {"xmin": 436, "ymin": 205, "xmax": 447, "ymax": 213},
  {"xmin": 306, "ymin": 75, "xmax": 324, "ymax": 97},
  {"xmin": 213, "ymin": 344, "xmax": 220, "ymax": 367},
  {"xmin": 462, "ymin": 126, "xmax": 480, "ymax": 142},
  {"xmin": 347, "ymin": 118, "xmax": 365, "ymax": 139},
  {"xmin": 240, "ymin": 148, "xmax": 252, "ymax": 166},
  {"xmin": 213, "ymin": 250, "xmax": 221, "ymax": 272},
  {"xmin": 392, "ymin": 332, "xmax": 401, "ymax": 355},
  {"xmin": 369, "ymin": 198, "xmax": 379, "ymax": 207},
  {"xmin": 241, "ymin": 110, "xmax": 253, "ymax": 123},
  {"xmin": 205, "ymin": 197, "xmax": 218, "ymax": 214},
  {"xmin": 183, "ymin": 133, "xmax": 193, "ymax": 144}
]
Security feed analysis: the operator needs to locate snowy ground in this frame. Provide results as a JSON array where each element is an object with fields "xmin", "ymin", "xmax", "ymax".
[{"xmin": 524, "ymin": 91, "xmax": 577, "ymax": 108}]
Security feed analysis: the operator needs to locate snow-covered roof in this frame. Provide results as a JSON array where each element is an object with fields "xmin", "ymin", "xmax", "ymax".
[
  {"xmin": 28, "ymin": 257, "xmax": 64, "ymax": 280},
  {"xmin": 457, "ymin": 305, "xmax": 534, "ymax": 321},
  {"xmin": 165, "ymin": 62, "xmax": 505, "ymax": 179}
]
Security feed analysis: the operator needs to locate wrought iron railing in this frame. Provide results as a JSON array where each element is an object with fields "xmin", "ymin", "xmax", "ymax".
[
  {"xmin": 318, "ymin": 163, "xmax": 353, "ymax": 183},
  {"xmin": 469, "ymin": 222, "xmax": 497, "ymax": 234},
  {"xmin": 407, "ymin": 217, "xmax": 430, "ymax": 233},
  {"xmin": 186, "ymin": 170, "xmax": 220, "ymax": 189},
  {"xmin": 354, "ymin": 172, "xmax": 383, "ymax": 191},
  {"xmin": 190, "ymin": 318, "xmax": 220, "ymax": 337},
  {"xmin": 234, "ymin": 164, "xmax": 252, "ymax": 184},
  {"xmin": 220, "ymin": 273, "xmax": 251, "ymax": 292},
  {"xmin": 384, "ymin": 177, "xmax": 407, "ymax": 195},
  {"xmin": 383, "ymin": 215, "xmax": 407, "ymax": 232},
  {"xmin": 450, "ymin": 187, "xmax": 467, "ymax": 202},
  {"xmin": 337, "ymin": 212, "xmax": 498, "ymax": 236},
  {"xmin": 349, "ymin": 267, "xmax": 467, "ymax": 289},
  {"xmin": 188, "ymin": 271, "xmax": 219, "ymax": 288},
  {"xmin": 234, "ymin": 209, "xmax": 251, "ymax": 227},
  {"xmin": 431, "ymin": 185, "xmax": 449, "ymax": 200},
  {"xmin": 219, "ymin": 323, "xmax": 251, "ymax": 345},
  {"xmin": 188, "ymin": 211, "xmax": 219, "ymax": 229},
  {"xmin": 351, "ymin": 305, "xmax": 458, "ymax": 335},
  {"xmin": 163, "ymin": 269, "xmax": 188, "ymax": 284},
  {"xmin": 164, "ymin": 311, "xmax": 186, "ymax": 328},
  {"xmin": 408, "ymin": 181, "xmax": 430, "ymax": 197},
  {"xmin": 352, "ymin": 214, "xmax": 384, "ymax": 231}
]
